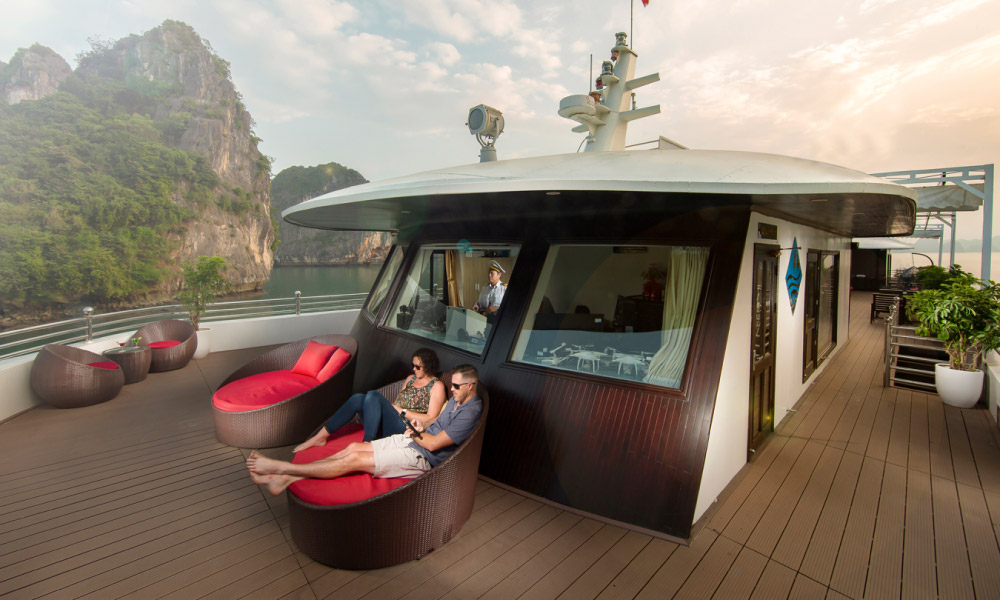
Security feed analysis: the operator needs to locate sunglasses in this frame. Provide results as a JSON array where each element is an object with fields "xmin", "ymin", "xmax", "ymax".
[
  {"xmin": 451, "ymin": 381, "xmax": 472, "ymax": 390},
  {"xmin": 412, "ymin": 363, "xmax": 423, "ymax": 370}
]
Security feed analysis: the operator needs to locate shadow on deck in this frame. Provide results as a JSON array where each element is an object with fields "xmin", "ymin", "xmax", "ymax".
[{"xmin": 1, "ymin": 291, "xmax": 999, "ymax": 599}]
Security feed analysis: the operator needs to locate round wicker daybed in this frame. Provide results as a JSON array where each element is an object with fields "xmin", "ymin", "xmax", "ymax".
[
  {"xmin": 212, "ymin": 334, "xmax": 358, "ymax": 448},
  {"xmin": 287, "ymin": 376, "xmax": 489, "ymax": 569},
  {"xmin": 30, "ymin": 344, "xmax": 126, "ymax": 408}
]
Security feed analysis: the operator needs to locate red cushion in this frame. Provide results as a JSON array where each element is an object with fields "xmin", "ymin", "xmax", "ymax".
[
  {"xmin": 288, "ymin": 425, "xmax": 409, "ymax": 506},
  {"xmin": 148, "ymin": 340, "xmax": 181, "ymax": 349},
  {"xmin": 212, "ymin": 370, "xmax": 318, "ymax": 412},
  {"xmin": 316, "ymin": 347, "xmax": 352, "ymax": 383},
  {"xmin": 291, "ymin": 341, "xmax": 338, "ymax": 378},
  {"xmin": 88, "ymin": 361, "xmax": 120, "ymax": 370}
]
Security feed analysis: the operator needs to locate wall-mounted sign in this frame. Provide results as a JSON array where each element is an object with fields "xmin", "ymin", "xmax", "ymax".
[
  {"xmin": 786, "ymin": 238, "xmax": 802, "ymax": 313},
  {"xmin": 758, "ymin": 223, "xmax": 778, "ymax": 240}
]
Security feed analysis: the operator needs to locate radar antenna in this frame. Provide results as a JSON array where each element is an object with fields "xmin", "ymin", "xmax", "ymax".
[{"xmin": 558, "ymin": 32, "xmax": 661, "ymax": 152}]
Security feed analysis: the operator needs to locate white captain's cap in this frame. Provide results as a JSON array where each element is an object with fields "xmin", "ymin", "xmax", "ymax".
[{"xmin": 488, "ymin": 260, "xmax": 505, "ymax": 274}]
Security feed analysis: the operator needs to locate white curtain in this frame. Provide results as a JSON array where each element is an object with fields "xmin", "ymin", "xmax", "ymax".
[
  {"xmin": 445, "ymin": 250, "xmax": 462, "ymax": 307},
  {"xmin": 645, "ymin": 247, "xmax": 710, "ymax": 387}
]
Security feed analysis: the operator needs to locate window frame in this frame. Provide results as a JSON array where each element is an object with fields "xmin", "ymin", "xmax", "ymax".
[
  {"xmin": 377, "ymin": 240, "xmax": 522, "ymax": 357},
  {"xmin": 507, "ymin": 241, "xmax": 712, "ymax": 392},
  {"xmin": 362, "ymin": 244, "xmax": 406, "ymax": 323}
]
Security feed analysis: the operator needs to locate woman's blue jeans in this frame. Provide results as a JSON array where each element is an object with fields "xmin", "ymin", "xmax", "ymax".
[{"xmin": 323, "ymin": 390, "xmax": 406, "ymax": 441}]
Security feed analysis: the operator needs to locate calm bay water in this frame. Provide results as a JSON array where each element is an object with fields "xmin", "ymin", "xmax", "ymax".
[{"xmin": 259, "ymin": 264, "xmax": 384, "ymax": 299}]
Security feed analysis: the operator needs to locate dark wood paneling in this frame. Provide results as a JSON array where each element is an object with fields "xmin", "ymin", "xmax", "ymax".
[{"xmin": 347, "ymin": 200, "xmax": 750, "ymax": 539}]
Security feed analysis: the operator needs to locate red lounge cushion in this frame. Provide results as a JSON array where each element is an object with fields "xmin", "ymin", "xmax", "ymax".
[
  {"xmin": 289, "ymin": 424, "xmax": 409, "ymax": 506},
  {"xmin": 88, "ymin": 361, "xmax": 120, "ymax": 370},
  {"xmin": 148, "ymin": 340, "xmax": 181, "ymax": 349},
  {"xmin": 212, "ymin": 370, "xmax": 318, "ymax": 412},
  {"xmin": 291, "ymin": 341, "xmax": 338, "ymax": 378},
  {"xmin": 316, "ymin": 347, "xmax": 352, "ymax": 383}
]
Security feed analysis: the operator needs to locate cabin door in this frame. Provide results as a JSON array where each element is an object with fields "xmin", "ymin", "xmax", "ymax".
[
  {"xmin": 749, "ymin": 244, "xmax": 778, "ymax": 459},
  {"xmin": 803, "ymin": 251, "xmax": 820, "ymax": 378},
  {"xmin": 803, "ymin": 250, "xmax": 840, "ymax": 380}
]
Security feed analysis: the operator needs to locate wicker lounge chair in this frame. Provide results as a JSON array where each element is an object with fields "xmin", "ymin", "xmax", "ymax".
[
  {"xmin": 133, "ymin": 320, "xmax": 197, "ymax": 372},
  {"xmin": 212, "ymin": 334, "xmax": 358, "ymax": 448},
  {"xmin": 287, "ymin": 374, "xmax": 489, "ymax": 569},
  {"xmin": 30, "ymin": 344, "xmax": 125, "ymax": 408}
]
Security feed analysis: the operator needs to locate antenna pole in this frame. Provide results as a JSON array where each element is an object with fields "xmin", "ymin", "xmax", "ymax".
[{"xmin": 630, "ymin": 0, "xmax": 634, "ymax": 49}]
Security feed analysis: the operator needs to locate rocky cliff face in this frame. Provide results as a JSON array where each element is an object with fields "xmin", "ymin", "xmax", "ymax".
[
  {"xmin": 0, "ymin": 44, "xmax": 71, "ymax": 105},
  {"xmin": 74, "ymin": 21, "xmax": 274, "ymax": 294},
  {"xmin": 271, "ymin": 163, "xmax": 392, "ymax": 265}
]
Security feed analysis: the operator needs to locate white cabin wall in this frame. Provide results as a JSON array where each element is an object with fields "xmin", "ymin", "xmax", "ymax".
[{"xmin": 693, "ymin": 211, "xmax": 852, "ymax": 521}]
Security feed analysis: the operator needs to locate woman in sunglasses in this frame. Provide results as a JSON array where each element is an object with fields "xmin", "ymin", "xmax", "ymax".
[{"xmin": 294, "ymin": 348, "xmax": 446, "ymax": 452}]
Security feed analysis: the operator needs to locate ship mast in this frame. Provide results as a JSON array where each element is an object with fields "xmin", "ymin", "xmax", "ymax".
[{"xmin": 558, "ymin": 32, "xmax": 660, "ymax": 152}]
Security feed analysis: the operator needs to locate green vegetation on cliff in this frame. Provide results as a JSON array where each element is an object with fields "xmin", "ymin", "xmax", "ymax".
[
  {"xmin": 0, "ymin": 87, "xmax": 219, "ymax": 304},
  {"xmin": 0, "ymin": 20, "xmax": 271, "ymax": 314},
  {"xmin": 271, "ymin": 163, "xmax": 367, "ymax": 209},
  {"xmin": 271, "ymin": 162, "xmax": 390, "ymax": 265}
]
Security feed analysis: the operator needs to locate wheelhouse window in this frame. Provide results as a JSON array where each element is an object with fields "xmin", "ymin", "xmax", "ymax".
[
  {"xmin": 364, "ymin": 245, "xmax": 404, "ymax": 320},
  {"xmin": 512, "ymin": 244, "xmax": 709, "ymax": 388},
  {"xmin": 386, "ymin": 243, "xmax": 520, "ymax": 354}
]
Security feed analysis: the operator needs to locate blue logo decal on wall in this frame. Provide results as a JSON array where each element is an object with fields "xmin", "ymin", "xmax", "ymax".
[{"xmin": 786, "ymin": 239, "xmax": 802, "ymax": 313}]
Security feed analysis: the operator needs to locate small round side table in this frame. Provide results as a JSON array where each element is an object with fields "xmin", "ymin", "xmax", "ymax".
[{"xmin": 103, "ymin": 345, "xmax": 152, "ymax": 384}]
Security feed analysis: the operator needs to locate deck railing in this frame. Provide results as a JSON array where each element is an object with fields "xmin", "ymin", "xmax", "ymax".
[
  {"xmin": 0, "ymin": 291, "xmax": 368, "ymax": 361},
  {"xmin": 883, "ymin": 297, "xmax": 947, "ymax": 390}
]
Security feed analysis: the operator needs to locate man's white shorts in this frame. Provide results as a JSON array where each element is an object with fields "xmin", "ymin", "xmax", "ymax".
[{"xmin": 371, "ymin": 434, "xmax": 431, "ymax": 478}]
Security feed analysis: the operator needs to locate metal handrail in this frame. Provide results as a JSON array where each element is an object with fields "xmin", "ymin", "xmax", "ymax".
[
  {"xmin": 0, "ymin": 292, "xmax": 368, "ymax": 361},
  {"xmin": 884, "ymin": 296, "xmax": 948, "ymax": 390},
  {"xmin": 883, "ymin": 298, "xmax": 899, "ymax": 387}
]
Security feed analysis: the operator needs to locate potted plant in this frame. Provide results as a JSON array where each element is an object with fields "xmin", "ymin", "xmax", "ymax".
[
  {"xmin": 178, "ymin": 256, "xmax": 230, "ymax": 359},
  {"xmin": 906, "ymin": 267, "xmax": 1000, "ymax": 408}
]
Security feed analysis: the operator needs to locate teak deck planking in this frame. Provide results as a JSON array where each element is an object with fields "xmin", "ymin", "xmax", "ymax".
[{"xmin": 1, "ymin": 291, "xmax": 1000, "ymax": 599}]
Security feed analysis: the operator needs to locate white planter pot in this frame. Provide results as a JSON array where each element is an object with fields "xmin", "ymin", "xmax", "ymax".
[
  {"xmin": 192, "ymin": 328, "xmax": 212, "ymax": 360},
  {"xmin": 935, "ymin": 363, "xmax": 984, "ymax": 408}
]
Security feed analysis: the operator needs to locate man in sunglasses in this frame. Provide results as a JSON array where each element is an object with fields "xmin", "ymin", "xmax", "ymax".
[{"xmin": 247, "ymin": 365, "xmax": 483, "ymax": 495}]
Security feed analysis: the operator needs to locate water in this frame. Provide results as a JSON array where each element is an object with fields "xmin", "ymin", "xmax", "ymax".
[{"xmin": 260, "ymin": 264, "xmax": 384, "ymax": 299}]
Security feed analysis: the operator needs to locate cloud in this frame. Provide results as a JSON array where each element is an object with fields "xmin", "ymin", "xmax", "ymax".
[
  {"xmin": 792, "ymin": 37, "xmax": 887, "ymax": 73},
  {"xmin": 424, "ymin": 41, "xmax": 460, "ymax": 66},
  {"xmin": 859, "ymin": 0, "xmax": 899, "ymax": 13},
  {"xmin": 509, "ymin": 28, "xmax": 562, "ymax": 74},
  {"xmin": 901, "ymin": 0, "xmax": 994, "ymax": 32},
  {"xmin": 395, "ymin": 0, "xmax": 522, "ymax": 43},
  {"xmin": 6, "ymin": 0, "xmax": 998, "ymax": 186},
  {"xmin": 274, "ymin": 0, "xmax": 359, "ymax": 37}
]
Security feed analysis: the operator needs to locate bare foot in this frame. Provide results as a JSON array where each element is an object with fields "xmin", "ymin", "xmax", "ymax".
[
  {"xmin": 246, "ymin": 450, "xmax": 286, "ymax": 475},
  {"xmin": 250, "ymin": 471, "xmax": 297, "ymax": 496},
  {"xmin": 293, "ymin": 432, "xmax": 328, "ymax": 453}
]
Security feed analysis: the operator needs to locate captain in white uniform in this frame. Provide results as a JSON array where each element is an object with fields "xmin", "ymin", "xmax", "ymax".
[{"xmin": 473, "ymin": 260, "xmax": 507, "ymax": 320}]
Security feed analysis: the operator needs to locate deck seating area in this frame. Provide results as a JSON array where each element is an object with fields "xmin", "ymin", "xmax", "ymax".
[{"xmin": 2, "ymin": 291, "xmax": 1000, "ymax": 599}]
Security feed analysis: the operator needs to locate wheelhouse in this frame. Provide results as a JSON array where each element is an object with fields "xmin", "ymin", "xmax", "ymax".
[{"xmin": 284, "ymin": 150, "xmax": 916, "ymax": 540}]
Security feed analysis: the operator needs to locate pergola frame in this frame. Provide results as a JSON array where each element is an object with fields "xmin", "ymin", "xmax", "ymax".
[{"xmin": 872, "ymin": 164, "xmax": 994, "ymax": 280}]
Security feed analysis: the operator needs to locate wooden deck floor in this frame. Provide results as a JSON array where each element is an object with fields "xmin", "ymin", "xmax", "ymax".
[{"xmin": 2, "ymin": 292, "xmax": 1000, "ymax": 599}]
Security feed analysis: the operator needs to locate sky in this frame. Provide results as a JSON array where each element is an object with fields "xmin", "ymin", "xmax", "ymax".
[{"xmin": 1, "ymin": 0, "xmax": 998, "ymax": 245}]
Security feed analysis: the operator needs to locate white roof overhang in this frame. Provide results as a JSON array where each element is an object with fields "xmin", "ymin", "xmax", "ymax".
[
  {"xmin": 854, "ymin": 237, "xmax": 917, "ymax": 250},
  {"xmin": 283, "ymin": 150, "xmax": 917, "ymax": 237}
]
